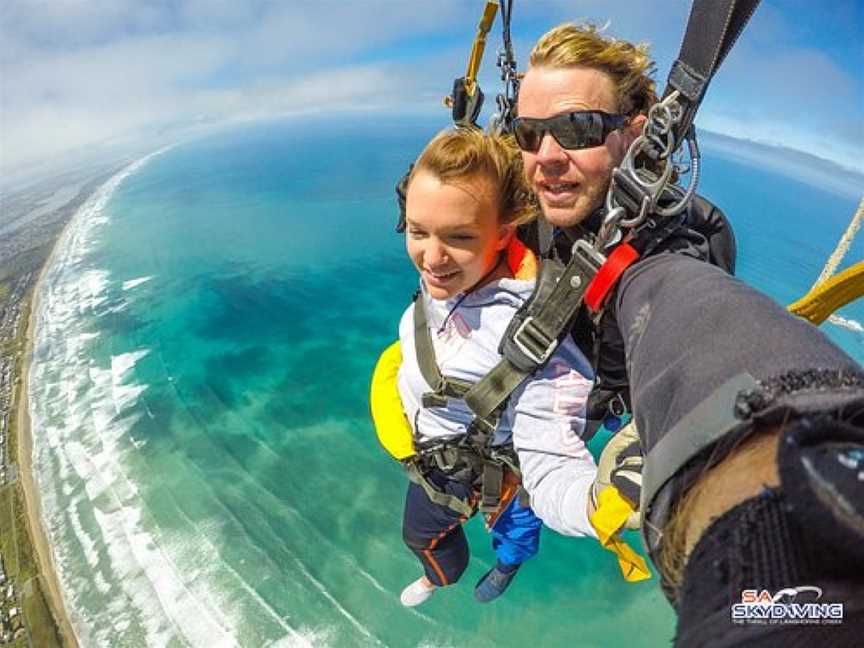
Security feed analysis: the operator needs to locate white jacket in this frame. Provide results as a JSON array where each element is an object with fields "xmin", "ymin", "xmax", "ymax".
[{"xmin": 397, "ymin": 278, "xmax": 599, "ymax": 538}]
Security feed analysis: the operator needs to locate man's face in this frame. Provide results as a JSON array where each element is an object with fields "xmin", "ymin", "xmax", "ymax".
[{"xmin": 518, "ymin": 66, "xmax": 636, "ymax": 228}]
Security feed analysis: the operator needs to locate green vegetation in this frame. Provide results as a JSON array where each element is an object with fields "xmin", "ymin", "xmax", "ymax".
[
  {"xmin": 23, "ymin": 577, "xmax": 63, "ymax": 648},
  {"xmin": 0, "ymin": 292, "xmax": 62, "ymax": 647},
  {"xmin": 0, "ymin": 167, "xmax": 118, "ymax": 648},
  {"xmin": 0, "ymin": 485, "xmax": 20, "ymax": 578}
]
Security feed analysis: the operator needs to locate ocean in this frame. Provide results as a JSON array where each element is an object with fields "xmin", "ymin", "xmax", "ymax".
[{"xmin": 27, "ymin": 115, "xmax": 863, "ymax": 647}]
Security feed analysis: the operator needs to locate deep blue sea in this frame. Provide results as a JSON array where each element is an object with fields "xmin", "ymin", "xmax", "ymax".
[{"xmin": 28, "ymin": 115, "xmax": 863, "ymax": 647}]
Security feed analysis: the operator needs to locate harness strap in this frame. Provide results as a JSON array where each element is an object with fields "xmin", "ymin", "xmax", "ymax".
[
  {"xmin": 469, "ymin": 209, "xmax": 688, "ymax": 422},
  {"xmin": 585, "ymin": 211, "xmax": 688, "ymax": 313},
  {"xmin": 584, "ymin": 243, "xmax": 640, "ymax": 313},
  {"xmin": 464, "ymin": 239, "xmax": 604, "ymax": 420},
  {"xmin": 480, "ymin": 461, "xmax": 504, "ymax": 514},
  {"xmin": 413, "ymin": 293, "xmax": 475, "ymax": 406},
  {"xmin": 463, "ymin": 1, "xmax": 498, "ymax": 99},
  {"xmin": 666, "ymin": 0, "xmax": 761, "ymax": 143},
  {"xmin": 405, "ymin": 461, "xmax": 476, "ymax": 518}
]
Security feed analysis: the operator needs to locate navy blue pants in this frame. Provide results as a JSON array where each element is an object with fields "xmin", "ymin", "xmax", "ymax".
[{"xmin": 402, "ymin": 470, "xmax": 542, "ymax": 587}]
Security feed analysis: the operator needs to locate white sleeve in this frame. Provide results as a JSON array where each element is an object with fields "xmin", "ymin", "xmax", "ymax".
[{"xmin": 504, "ymin": 343, "xmax": 598, "ymax": 538}]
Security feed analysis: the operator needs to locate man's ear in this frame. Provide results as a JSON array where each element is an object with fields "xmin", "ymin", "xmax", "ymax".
[{"xmin": 624, "ymin": 114, "xmax": 646, "ymax": 146}]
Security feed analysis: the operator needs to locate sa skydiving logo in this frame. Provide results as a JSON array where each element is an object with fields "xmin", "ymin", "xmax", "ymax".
[{"xmin": 732, "ymin": 586, "xmax": 844, "ymax": 624}]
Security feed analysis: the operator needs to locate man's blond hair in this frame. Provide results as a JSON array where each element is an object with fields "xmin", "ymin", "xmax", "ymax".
[
  {"xmin": 410, "ymin": 127, "xmax": 535, "ymax": 227},
  {"xmin": 529, "ymin": 23, "xmax": 657, "ymax": 117}
]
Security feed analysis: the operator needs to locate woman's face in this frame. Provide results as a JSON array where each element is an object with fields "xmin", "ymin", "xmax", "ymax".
[{"xmin": 405, "ymin": 169, "xmax": 512, "ymax": 300}]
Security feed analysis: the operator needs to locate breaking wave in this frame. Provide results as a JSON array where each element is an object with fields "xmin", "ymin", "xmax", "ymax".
[{"xmin": 28, "ymin": 150, "xmax": 322, "ymax": 647}]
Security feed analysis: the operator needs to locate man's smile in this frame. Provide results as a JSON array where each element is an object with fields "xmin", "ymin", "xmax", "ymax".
[{"xmin": 536, "ymin": 179, "xmax": 580, "ymax": 204}]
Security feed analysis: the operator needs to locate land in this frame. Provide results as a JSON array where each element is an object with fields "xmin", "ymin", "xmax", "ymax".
[{"xmin": 0, "ymin": 164, "xmax": 124, "ymax": 647}]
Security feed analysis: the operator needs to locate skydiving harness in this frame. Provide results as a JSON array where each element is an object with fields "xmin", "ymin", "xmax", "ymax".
[{"xmin": 405, "ymin": 290, "xmax": 523, "ymax": 520}]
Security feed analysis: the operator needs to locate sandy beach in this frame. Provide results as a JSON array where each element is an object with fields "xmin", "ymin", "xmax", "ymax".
[{"xmin": 16, "ymin": 222, "xmax": 80, "ymax": 648}]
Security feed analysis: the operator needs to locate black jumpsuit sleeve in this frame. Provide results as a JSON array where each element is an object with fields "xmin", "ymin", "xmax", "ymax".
[
  {"xmin": 616, "ymin": 253, "xmax": 861, "ymax": 461},
  {"xmin": 615, "ymin": 253, "xmax": 864, "ymax": 643}
]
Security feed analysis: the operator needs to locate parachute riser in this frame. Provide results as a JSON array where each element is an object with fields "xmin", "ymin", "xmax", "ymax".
[
  {"xmin": 489, "ymin": 0, "xmax": 519, "ymax": 135},
  {"xmin": 598, "ymin": 91, "xmax": 702, "ymax": 250}
]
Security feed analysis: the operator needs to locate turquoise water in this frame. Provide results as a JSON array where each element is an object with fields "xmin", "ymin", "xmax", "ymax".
[{"xmin": 28, "ymin": 116, "xmax": 862, "ymax": 647}]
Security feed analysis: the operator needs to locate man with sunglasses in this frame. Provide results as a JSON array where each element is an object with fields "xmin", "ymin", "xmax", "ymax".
[
  {"xmin": 512, "ymin": 23, "xmax": 863, "ymax": 645},
  {"xmin": 514, "ymin": 25, "xmax": 736, "ymax": 441}
]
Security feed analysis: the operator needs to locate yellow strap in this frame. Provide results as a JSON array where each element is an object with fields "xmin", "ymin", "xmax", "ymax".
[
  {"xmin": 463, "ymin": 1, "xmax": 499, "ymax": 97},
  {"xmin": 590, "ymin": 487, "xmax": 652, "ymax": 583},
  {"xmin": 787, "ymin": 261, "xmax": 864, "ymax": 325}
]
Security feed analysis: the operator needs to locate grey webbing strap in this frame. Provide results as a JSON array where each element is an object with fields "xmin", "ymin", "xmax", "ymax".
[
  {"xmin": 464, "ymin": 361, "xmax": 532, "ymax": 422},
  {"xmin": 509, "ymin": 241, "xmax": 602, "ymax": 366},
  {"xmin": 465, "ymin": 240, "xmax": 604, "ymax": 420},
  {"xmin": 406, "ymin": 462, "xmax": 475, "ymax": 518},
  {"xmin": 413, "ymin": 294, "xmax": 444, "ymax": 390},
  {"xmin": 640, "ymin": 373, "xmax": 758, "ymax": 560},
  {"xmin": 666, "ymin": 0, "xmax": 760, "ymax": 143},
  {"xmin": 480, "ymin": 461, "xmax": 504, "ymax": 514},
  {"xmin": 536, "ymin": 219, "xmax": 554, "ymax": 257},
  {"xmin": 413, "ymin": 294, "xmax": 475, "ymax": 406}
]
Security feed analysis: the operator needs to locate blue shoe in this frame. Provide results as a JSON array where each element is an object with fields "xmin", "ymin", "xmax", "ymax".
[{"xmin": 474, "ymin": 564, "xmax": 520, "ymax": 603}]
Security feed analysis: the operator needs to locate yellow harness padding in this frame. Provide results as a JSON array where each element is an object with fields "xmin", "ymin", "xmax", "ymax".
[
  {"xmin": 787, "ymin": 261, "xmax": 864, "ymax": 325},
  {"xmin": 590, "ymin": 487, "xmax": 652, "ymax": 582},
  {"xmin": 369, "ymin": 341, "xmax": 416, "ymax": 460}
]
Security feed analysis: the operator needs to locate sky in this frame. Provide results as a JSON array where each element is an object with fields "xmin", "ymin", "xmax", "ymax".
[{"xmin": 1, "ymin": 0, "xmax": 862, "ymax": 178}]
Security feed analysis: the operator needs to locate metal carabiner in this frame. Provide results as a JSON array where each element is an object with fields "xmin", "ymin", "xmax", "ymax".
[{"xmin": 654, "ymin": 128, "xmax": 701, "ymax": 217}]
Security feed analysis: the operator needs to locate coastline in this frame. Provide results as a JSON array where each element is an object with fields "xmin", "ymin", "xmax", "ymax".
[{"xmin": 15, "ymin": 215, "xmax": 80, "ymax": 648}]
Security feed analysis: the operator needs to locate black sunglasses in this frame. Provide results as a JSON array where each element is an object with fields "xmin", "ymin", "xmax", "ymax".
[{"xmin": 513, "ymin": 111, "xmax": 628, "ymax": 152}]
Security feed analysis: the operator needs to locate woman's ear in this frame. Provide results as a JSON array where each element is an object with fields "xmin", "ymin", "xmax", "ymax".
[{"xmin": 496, "ymin": 223, "xmax": 516, "ymax": 251}]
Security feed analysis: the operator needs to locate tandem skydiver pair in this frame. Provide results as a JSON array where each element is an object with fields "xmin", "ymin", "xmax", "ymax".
[
  {"xmin": 370, "ymin": 126, "xmax": 648, "ymax": 607},
  {"xmin": 372, "ymin": 4, "xmax": 864, "ymax": 641}
]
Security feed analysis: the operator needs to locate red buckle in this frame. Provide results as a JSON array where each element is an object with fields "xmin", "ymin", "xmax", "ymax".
[{"xmin": 584, "ymin": 243, "xmax": 640, "ymax": 312}]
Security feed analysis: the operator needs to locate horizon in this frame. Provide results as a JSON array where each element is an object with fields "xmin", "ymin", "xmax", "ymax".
[
  {"xmin": 1, "ymin": 0, "xmax": 861, "ymax": 178},
  {"xmin": 3, "ymin": 111, "xmax": 861, "ymax": 209}
]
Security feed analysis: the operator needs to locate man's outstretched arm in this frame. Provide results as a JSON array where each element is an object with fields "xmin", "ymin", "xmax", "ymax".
[{"xmin": 615, "ymin": 253, "xmax": 864, "ymax": 645}]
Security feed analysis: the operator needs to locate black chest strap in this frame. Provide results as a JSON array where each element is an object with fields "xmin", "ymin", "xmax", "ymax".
[{"xmin": 463, "ymin": 240, "xmax": 605, "ymax": 422}]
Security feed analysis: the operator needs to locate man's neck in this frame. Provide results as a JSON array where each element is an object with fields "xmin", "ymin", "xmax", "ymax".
[{"xmin": 563, "ymin": 207, "xmax": 605, "ymax": 242}]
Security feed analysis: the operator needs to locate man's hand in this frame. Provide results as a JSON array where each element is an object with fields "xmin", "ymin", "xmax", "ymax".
[{"xmin": 593, "ymin": 422, "xmax": 644, "ymax": 529}]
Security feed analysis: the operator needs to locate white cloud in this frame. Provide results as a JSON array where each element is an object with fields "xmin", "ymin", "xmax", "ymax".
[
  {"xmin": 0, "ymin": 1, "xmax": 860, "ymax": 175},
  {"xmin": 0, "ymin": 2, "xmax": 473, "ymax": 174}
]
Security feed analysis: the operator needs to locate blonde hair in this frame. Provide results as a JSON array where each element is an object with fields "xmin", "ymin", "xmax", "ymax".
[
  {"xmin": 529, "ymin": 23, "xmax": 657, "ymax": 117},
  {"xmin": 409, "ymin": 127, "xmax": 536, "ymax": 227}
]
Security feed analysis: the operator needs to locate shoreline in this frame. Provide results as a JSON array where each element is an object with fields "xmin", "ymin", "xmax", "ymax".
[{"xmin": 15, "ymin": 209, "xmax": 81, "ymax": 648}]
